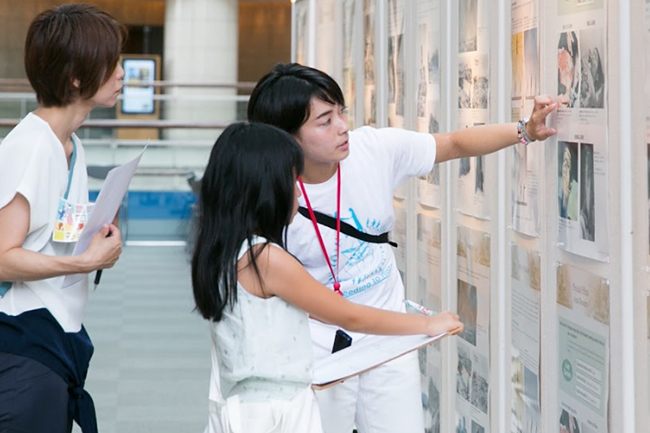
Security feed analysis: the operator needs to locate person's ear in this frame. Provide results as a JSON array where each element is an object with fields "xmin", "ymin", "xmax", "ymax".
[{"xmin": 72, "ymin": 78, "xmax": 81, "ymax": 89}]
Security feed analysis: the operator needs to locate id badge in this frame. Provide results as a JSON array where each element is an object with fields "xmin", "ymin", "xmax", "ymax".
[{"xmin": 53, "ymin": 198, "xmax": 94, "ymax": 243}]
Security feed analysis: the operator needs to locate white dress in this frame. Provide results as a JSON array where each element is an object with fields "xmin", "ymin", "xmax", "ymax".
[{"xmin": 205, "ymin": 236, "xmax": 323, "ymax": 433}]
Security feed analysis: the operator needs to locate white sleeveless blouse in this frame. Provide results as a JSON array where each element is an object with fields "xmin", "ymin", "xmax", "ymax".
[{"xmin": 211, "ymin": 236, "xmax": 313, "ymax": 403}]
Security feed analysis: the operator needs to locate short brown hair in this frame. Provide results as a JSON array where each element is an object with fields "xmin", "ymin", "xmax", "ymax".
[{"xmin": 24, "ymin": 3, "xmax": 127, "ymax": 107}]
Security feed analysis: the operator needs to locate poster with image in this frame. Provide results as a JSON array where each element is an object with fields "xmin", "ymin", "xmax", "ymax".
[
  {"xmin": 363, "ymin": 0, "xmax": 376, "ymax": 126},
  {"xmin": 387, "ymin": 0, "xmax": 405, "ymax": 128},
  {"xmin": 511, "ymin": 0, "xmax": 542, "ymax": 236},
  {"xmin": 457, "ymin": 123, "xmax": 490, "ymax": 220},
  {"xmin": 456, "ymin": 226, "xmax": 491, "ymax": 433},
  {"xmin": 343, "ymin": 0, "xmax": 358, "ymax": 128},
  {"xmin": 557, "ymin": 263, "xmax": 610, "ymax": 433},
  {"xmin": 416, "ymin": 0, "xmax": 442, "ymax": 209},
  {"xmin": 510, "ymin": 244, "xmax": 541, "ymax": 433},
  {"xmin": 293, "ymin": 0, "xmax": 309, "ymax": 65},
  {"xmin": 121, "ymin": 58, "xmax": 156, "ymax": 115},
  {"xmin": 459, "ymin": 0, "xmax": 479, "ymax": 53},
  {"xmin": 555, "ymin": 0, "xmax": 609, "ymax": 261},
  {"xmin": 415, "ymin": 214, "xmax": 443, "ymax": 432},
  {"xmin": 315, "ymin": 0, "xmax": 336, "ymax": 75},
  {"xmin": 457, "ymin": 0, "xmax": 490, "ymax": 220}
]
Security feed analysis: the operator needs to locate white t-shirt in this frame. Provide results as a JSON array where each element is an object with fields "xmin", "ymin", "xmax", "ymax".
[
  {"xmin": 0, "ymin": 113, "xmax": 90, "ymax": 333},
  {"xmin": 286, "ymin": 126, "xmax": 436, "ymax": 359}
]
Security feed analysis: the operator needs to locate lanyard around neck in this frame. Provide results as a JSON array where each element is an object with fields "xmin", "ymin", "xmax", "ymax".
[
  {"xmin": 298, "ymin": 164, "xmax": 342, "ymax": 296},
  {"xmin": 64, "ymin": 138, "xmax": 77, "ymax": 200}
]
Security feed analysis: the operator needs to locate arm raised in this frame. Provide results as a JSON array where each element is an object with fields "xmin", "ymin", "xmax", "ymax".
[{"xmin": 434, "ymin": 95, "xmax": 558, "ymax": 163}]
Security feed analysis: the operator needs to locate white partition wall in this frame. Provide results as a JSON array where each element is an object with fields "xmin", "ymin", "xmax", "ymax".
[{"xmin": 293, "ymin": 0, "xmax": 650, "ymax": 432}]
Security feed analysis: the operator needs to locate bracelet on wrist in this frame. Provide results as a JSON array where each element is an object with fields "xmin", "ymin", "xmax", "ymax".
[{"xmin": 517, "ymin": 117, "xmax": 534, "ymax": 146}]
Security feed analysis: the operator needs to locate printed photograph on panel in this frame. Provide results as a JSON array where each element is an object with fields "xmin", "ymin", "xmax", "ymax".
[
  {"xmin": 458, "ymin": 279, "xmax": 478, "ymax": 346},
  {"xmin": 471, "ymin": 420, "xmax": 485, "ymax": 433},
  {"xmin": 558, "ymin": 141, "xmax": 579, "ymax": 221},
  {"xmin": 459, "ymin": 0, "xmax": 478, "ymax": 52},
  {"xmin": 475, "ymin": 156, "xmax": 485, "ymax": 193},
  {"xmin": 459, "ymin": 56, "xmax": 489, "ymax": 109},
  {"xmin": 364, "ymin": 0, "xmax": 375, "ymax": 82},
  {"xmin": 456, "ymin": 414, "xmax": 469, "ymax": 433},
  {"xmin": 470, "ymin": 353, "xmax": 489, "ymax": 414},
  {"xmin": 523, "ymin": 366, "xmax": 541, "ymax": 432},
  {"xmin": 429, "ymin": 65, "xmax": 441, "ymax": 131},
  {"xmin": 387, "ymin": 0, "xmax": 405, "ymax": 124},
  {"xmin": 425, "ymin": 374, "xmax": 441, "ymax": 433},
  {"xmin": 558, "ymin": 31, "xmax": 580, "ymax": 108},
  {"xmin": 364, "ymin": 0, "xmax": 376, "ymax": 125},
  {"xmin": 342, "ymin": 0, "xmax": 356, "ymax": 127},
  {"xmin": 388, "ymin": 33, "xmax": 404, "ymax": 109},
  {"xmin": 459, "ymin": 61, "xmax": 473, "ymax": 108},
  {"xmin": 512, "ymin": 143, "xmax": 528, "ymax": 203},
  {"xmin": 556, "ymin": 266, "xmax": 572, "ymax": 310},
  {"xmin": 579, "ymin": 28, "xmax": 605, "ymax": 109},
  {"xmin": 511, "ymin": 357, "xmax": 526, "ymax": 432},
  {"xmin": 417, "ymin": 24, "xmax": 428, "ymax": 118},
  {"xmin": 579, "ymin": 143, "xmax": 595, "ymax": 241},
  {"xmin": 511, "ymin": 33, "xmax": 524, "ymax": 99},
  {"xmin": 559, "ymin": 408, "xmax": 580, "ymax": 433},
  {"xmin": 420, "ymin": 166, "xmax": 441, "ymax": 189},
  {"xmin": 473, "ymin": 70, "xmax": 489, "ymax": 109},
  {"xmin": 417, "ymin": 276, "xmax": 428, "ymax": 310},
  {"xmin": 457, "ymin": 344, "xmax": 473, "ymax": 401},
  {"xmin": 460, "ymin": 157, "xmax": 471, "ymax": 179},
  {"xmin": 523, "ymin": 28, "xmax": 539, "ymax": 97},
  {"xmin": 295, "ymin": 0, "xmax": 308, "ymax": 65}
]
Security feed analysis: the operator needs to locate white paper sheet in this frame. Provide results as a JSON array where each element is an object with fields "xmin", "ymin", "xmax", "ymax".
[{"xmin": 63, "ymin": 147, "xmax": 146, "ymax": 287}]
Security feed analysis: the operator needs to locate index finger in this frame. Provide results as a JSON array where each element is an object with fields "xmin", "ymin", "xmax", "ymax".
[{"xmin": 533, "ymin": 94, "xmax": 554, "ymax": 108}]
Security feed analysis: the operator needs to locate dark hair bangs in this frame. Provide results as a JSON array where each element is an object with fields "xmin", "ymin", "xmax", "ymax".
[
  {"xmin": 25, "ymin": 3, "xmax": 126, "ymax": 107},
  {"xmin": 248, "ymin": 62, "xmax": 346, "ymax": 134}
]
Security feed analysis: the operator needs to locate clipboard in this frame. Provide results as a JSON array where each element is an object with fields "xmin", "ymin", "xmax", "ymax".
[{"xmin": 311, "ymin": 330, "xmax": 455, "ymax": 390}]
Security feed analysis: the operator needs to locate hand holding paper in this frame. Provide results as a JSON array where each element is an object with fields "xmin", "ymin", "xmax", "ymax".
[
  {"xmin": 85, "ymin": 223, "xmax": 122, "ymax": 267},
  {"xmin": 63, "ymin": 147, "xmax": 146, "ymax": 287}
]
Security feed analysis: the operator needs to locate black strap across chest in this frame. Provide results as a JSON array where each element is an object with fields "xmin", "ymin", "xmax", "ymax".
[{"xmin": 298, "ymin": 207, "xmax": 397, "ymax": 248}]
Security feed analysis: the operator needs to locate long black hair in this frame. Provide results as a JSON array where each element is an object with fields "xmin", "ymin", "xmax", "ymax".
[
  {"xmin": 191, "ymin": 122, "xmax": 304, "ymax": 321},
  {"xmin": 247, "ymin": 62, "xmax": 345, "ymax": 134}
]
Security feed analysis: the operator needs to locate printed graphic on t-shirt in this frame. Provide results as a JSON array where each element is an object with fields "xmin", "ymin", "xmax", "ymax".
[
  {"xmin": 331, "ymin": 207, "xmax": 392, "ymax": 299},
  {"xmin": 53, "ymin": 198, "xmax": 93, "ymax": 242}
]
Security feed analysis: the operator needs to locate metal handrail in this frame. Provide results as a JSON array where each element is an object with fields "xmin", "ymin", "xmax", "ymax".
[
  {"xmin": 0, "ymin": 118, "xmax": 231, "ymax": 129},
  {"xmin": 0, "ymin": 78, "xmax": 257, "ymax": 92},
  {"xmin": 0, "ymin": 92, "xmax": 251, "ymax": 102}
]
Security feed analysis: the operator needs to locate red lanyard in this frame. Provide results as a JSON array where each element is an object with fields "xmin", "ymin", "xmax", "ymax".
[{"xmin": 298, "ymin": 164, "xmax": 342, "ymax": 296}]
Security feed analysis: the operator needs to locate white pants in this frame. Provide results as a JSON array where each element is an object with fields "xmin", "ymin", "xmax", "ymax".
[
  {"xmin": 314, "ymin": 351, "xmax": 424, "ymax": 433},
  {"xmin": 206, "ymin": 386, "xmax": 323, "ymax": 433}
]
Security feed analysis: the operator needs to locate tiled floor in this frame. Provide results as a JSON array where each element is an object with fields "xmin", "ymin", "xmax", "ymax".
[{"xmin": 73, "ymin": 245, "xmax": 212, "ymax": 433}]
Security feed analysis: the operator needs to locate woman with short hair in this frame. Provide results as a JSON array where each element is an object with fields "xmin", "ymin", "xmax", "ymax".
[{"xmin": 0, "ymin": 4, "xmax": 126, "ymax": 432}]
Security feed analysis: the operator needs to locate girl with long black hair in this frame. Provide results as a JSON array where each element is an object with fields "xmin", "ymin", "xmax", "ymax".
[{"xmin": 192, "ymin": 122, "xmax": 463, "ymax": 433}]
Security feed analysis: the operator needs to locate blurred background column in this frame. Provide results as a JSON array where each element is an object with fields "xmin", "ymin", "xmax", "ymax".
[{"xmin": 163, "ymin": 0, "xmax": 238, "ymax": 141}]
